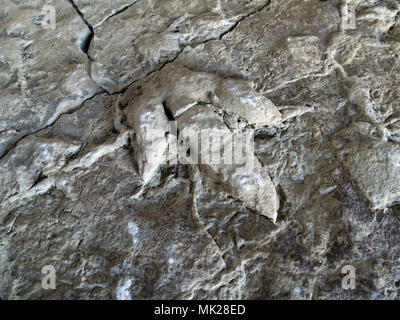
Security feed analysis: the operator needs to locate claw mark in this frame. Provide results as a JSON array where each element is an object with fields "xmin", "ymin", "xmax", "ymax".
[{"xmin": 123, "ymin": 64, "xmax": 290, "ymax": 222}]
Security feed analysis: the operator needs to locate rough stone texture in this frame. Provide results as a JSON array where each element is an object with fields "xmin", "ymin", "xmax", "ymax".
[
  {"xmin": 1, "ymin": 0, "xmax": 400, "ymax": 300},
  {"xmin": 0, "ymin": 0, "xmax": 101, "ymax": 159},
  {"xmin": 73, "ymin": 0, "xmax": 139, "ymax": 27}
]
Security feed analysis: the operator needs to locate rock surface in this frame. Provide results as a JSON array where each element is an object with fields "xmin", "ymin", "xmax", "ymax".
[{"xmin": 1, "ymin": 0, "xmax": 400, "ymax": 300}]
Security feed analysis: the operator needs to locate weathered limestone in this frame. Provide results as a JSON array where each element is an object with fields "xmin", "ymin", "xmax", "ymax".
[
  {"xmin": 0, "ymin": 0, "xmax": 102, "ymax": 159},
  {"xmin": 1, "ymin": 0, "xmax": 400, "ymax": 300},
  {"xmin": 73, "ymin": 0, "xmax": 139, "ymax": 27},
  {"xmin": 88, "ymin": 0, "xmax": 272, "ymax": 93},
  {"xmin": 332, "ymin": 122, "xmax": 400, "ymax": 209}
]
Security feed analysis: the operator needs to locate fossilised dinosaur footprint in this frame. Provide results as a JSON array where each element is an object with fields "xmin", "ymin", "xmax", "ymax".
[{"xmin": 124, "ymin": 64, "xmax": 284, "ymax": 222}]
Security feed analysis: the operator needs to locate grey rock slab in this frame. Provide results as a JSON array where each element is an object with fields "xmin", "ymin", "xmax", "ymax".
[
  {"xmin": 89, "ymin": 0, "xmax": 271, "ymax": 93},
  {"xmin": 332, "ymin": 122, "xmax": 400, "ymax": 209},
  {"xmin": 0, "ymin": 0, "xmax": 102, "ymax": 158},
  {"xmin": 179, "ymin": 0, "xmax": 340, "ymax": 92},
  {"xmin": 73, "ymin": 0, "xmax": 139, "ymax": 27},
  {"xmin": 1, "ymin": 0, "xmax": 400, "ymax": 300}
]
